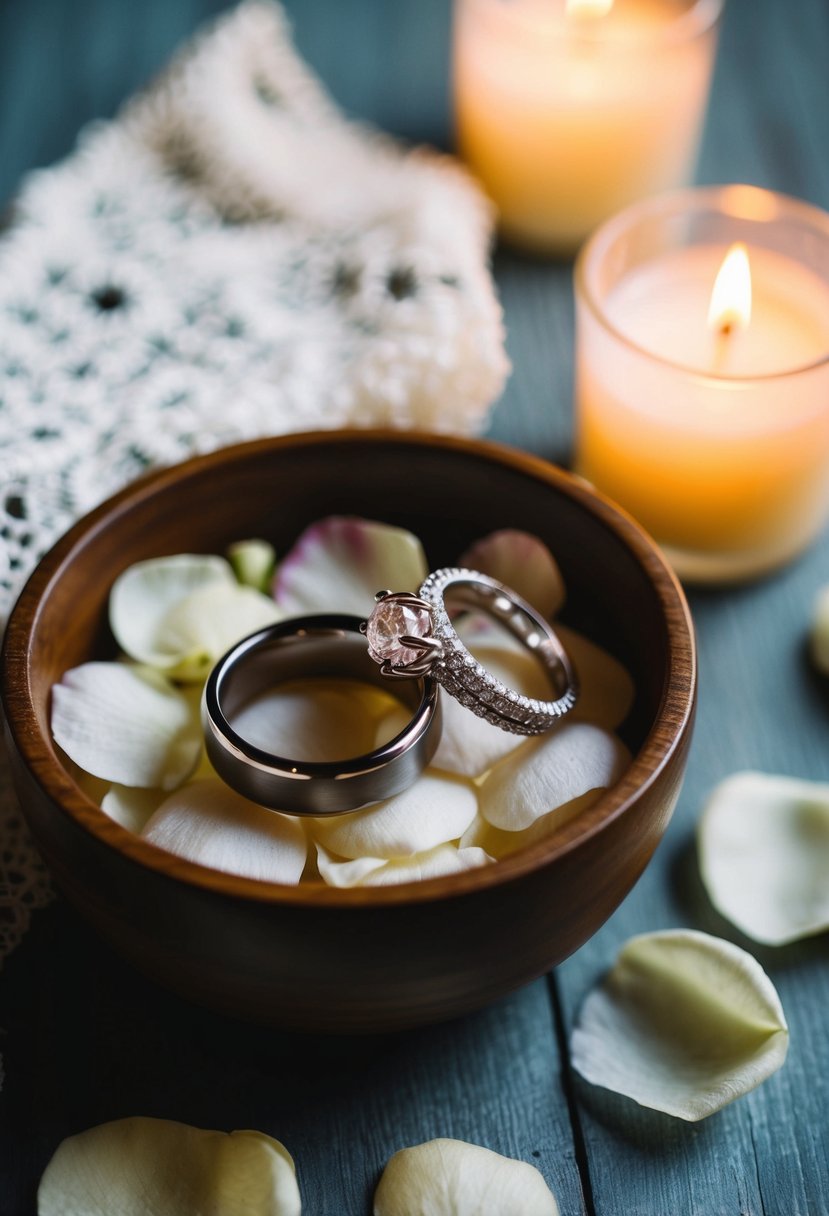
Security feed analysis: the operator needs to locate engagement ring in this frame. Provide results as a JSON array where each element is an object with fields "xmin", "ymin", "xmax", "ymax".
[{"xmin": 362, "ymin": 568, "xmax": 577, "ymax": 735}]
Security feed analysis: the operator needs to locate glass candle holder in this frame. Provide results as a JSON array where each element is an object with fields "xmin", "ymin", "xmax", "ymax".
[
  {"xmin": 574, "ymin": 185, "xmax": 829, "ymax": 583},
  {"xmin": 452, "ymin": 0, "xmax": 723, "ymax": 256}
]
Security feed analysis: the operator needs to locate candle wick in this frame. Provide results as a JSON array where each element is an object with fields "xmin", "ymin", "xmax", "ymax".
[{"xmin": 711, "ymin": 321, "xmax": 734, "ymax": 374}]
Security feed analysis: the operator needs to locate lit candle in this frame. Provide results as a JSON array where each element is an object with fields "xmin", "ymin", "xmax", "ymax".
[
  {"xmin": 574, "ymin": 186, "xmax": 829, "ymax": 582},
  {"xmin": 453, "ymin": 0, "xmax": 722, "ymax": 254}
]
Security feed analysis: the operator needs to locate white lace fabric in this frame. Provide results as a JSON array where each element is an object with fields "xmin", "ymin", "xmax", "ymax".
[{"xmin": 0, "ymin": 1, "xmax": 509, "ymax": 972}]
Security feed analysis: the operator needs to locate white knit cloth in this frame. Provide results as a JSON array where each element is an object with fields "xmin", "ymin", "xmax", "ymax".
[{"xmin": 0, "ymin": 1, "xmax": 509, "ymax": 972}]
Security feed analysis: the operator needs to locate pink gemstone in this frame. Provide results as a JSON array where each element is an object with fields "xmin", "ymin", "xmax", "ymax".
[{"xmin": 366, "ymin": 600, "xmax": 432, "ymax": 666}]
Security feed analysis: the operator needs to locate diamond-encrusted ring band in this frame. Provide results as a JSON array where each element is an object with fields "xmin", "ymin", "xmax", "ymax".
[
  {"xmin": 361, "ymin": 568, "xmax": 578, "ymax": 736},
  {"xmin": 202, "ymin": 614, "xmax": 441, "ymax": 815}
]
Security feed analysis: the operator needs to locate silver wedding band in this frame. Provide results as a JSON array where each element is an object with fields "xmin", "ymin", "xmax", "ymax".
[
  {"xmin": 202, "ymin": 614, "xmax": 441, "ymax": 815},
  {"xmin": 363, "ymin": 567, "xmax": 578, "ymax": 735}
]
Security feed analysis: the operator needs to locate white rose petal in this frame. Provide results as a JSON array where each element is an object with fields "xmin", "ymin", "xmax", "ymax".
[
  {"xmin": 317, "ymin": 842, "xmax": 492, "ymax": 888},
  {"xmin": 454, "ymin": 617, "xmax": 634, "ymax": 732},
  {"xmin": 558, "ymin": 625, "xmax": 635, "ymax": 731},
  {"xmin": 458, "ymin": 530, "xmax": 566, "ymax": 619},
  {"xmin": 101, "ymin": 785, "xmax": 165, "ymax": 834},
  {"xmin": 571, "ymin": 930, "xmax": 789, "ymax": 1121},
  {"xmin": 431, "ymin": 694, "xmax": 528, "ymax": 778},
  {"xmin": 698, "ymin": 771, "xmax": 829, "ymax": 945},
  {"xmin": 430, "ymin": 642, "xmax": 551, "ymax": 778},
  {"xmin": 109, "ymin": 554, "xmax": 236, "ymax": 667},
  {"xmin": 374, "ymin": 1139, "xmax": 559, "ymax": 1216},
  {"xmin": 274, "ymin": 515, "xmax": 428, "ymax": 616},
  {"xmin": 52, "ymin": 663, "xmax": 201, "ymax": 790},
  {"xmin": 460, "ymin": 790, "xmax": 604, "ymax": 858},
  {"xmin": 232, "ymin": 680, "xmax": 393, "ymax": 763},
  {"xmin": 311, "ymin": 774, "xmax": 478, "ymax": 860},
  {"xmin": 479, "ymin": 722, "xmax": 630, "ymax": 831},
  {"xmin": 38, "ymin": 1116, "xmax": 301, "ymax": 1216},
  {"xmin": 143, "ymin": 780, "xmax": 306, "ymax": 884},
  {"xmin": 148, "ymin": 581, "xmax": 283, "ymax": 682}
]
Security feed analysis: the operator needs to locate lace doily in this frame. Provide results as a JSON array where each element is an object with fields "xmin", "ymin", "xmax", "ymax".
[{"xmin": 0, "ymin": 0, "xmax": 508, "ymax": 978}]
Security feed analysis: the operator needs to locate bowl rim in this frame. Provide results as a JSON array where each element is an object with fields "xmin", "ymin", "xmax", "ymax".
[{"xmin": 2, "ymin": 429, "xmax": 696, "ymax": 908}]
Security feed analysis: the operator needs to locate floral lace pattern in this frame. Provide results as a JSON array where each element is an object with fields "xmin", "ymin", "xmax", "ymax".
[{"xmin": 0, "ymin": 0, "xmax": 508, "ymax": 978}]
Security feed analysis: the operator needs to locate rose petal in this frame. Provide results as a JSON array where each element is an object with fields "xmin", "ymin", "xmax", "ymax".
[
  {"xmin": 455, "ymin": 617, "xmax": 634, "ymax": 733},
  {"xmin": 558, "ymin": 626, "xmax": 634, "ymax": 731},
  {"xmin": 38, "ymin": 1116, "xmax": 301, "ymax": 1216},
  {"xmin": 273, "ymin": 516, "xmax": 428, "ymax": 615},
  {"xmin": 51, "ymin": 663, "xmax": 201, "ymax": 790},
  {"xmin": 233, "ymin": 679, "xmax": 399, "ymax": 763},
  {"xmin": 698, "ymin": 771, "xmax": 829, "ymax": 945},
  {"xmin": 373, "ymin": 1139, "xmax": 559, "ymax": 1216},
  {"xmin": 458, "ymin": 530, "xmax": 566, "ymax": 619},
  {"xmin": 317, "ymin": 843, "xmax": 492, "ymax": 888},
  {"xmin": 479, "ymin": 722, "xmax": 630, "ymax": 831},
  {"xmin": 109, "ymin": 554, "xmax": 236, "ymax": 667},
  {"xmin": 311, "ymin": 773, "xmax": 478, "ymax": 860},
  {"xmin": 571, "ymin": 930, "xmax": 789, "ymax": 1121},
  {"xmin": 429, "ymin": 639, "xmax": 551, "ymax": 778},
  {"xmin": 143, "ymin": 780, "xmax": 306, "ymax": 884},
  {"xmin": 810, "ymin": 584, "xmax": 829, "ymax": 674},
  {"xmin": 148, "ymin": 581, "xmax": 283, "ymax": 682},
  {"xmin": 431, "ymin": 695, "xmax": 528, "ymax": 778},
  {"xmin": 460, "ymin": 790, "xmax": 604, "ymax": 858},
  {"xmin": 101, "ymin": 785, "xmax": 165, "ymax": 834},
  {"xmin": 228, "ymin": 538, "xmax": 277, "ymax": 592}
]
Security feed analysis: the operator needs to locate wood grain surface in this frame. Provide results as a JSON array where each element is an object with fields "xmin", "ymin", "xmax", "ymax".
[{"xmin": 1, "ymin": 0, "xmax": 828, "ymax": 1213}]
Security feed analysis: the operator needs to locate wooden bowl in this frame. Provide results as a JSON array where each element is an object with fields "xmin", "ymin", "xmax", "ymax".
[{"xmin": 1, "ymin": 431, "xmax": 695, "ymax": 1032}]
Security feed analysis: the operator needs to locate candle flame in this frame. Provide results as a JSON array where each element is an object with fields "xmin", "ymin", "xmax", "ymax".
[
  {"xmin": 708, "ymin": 242, "xmax": 752, "ymax": 335},
  {"xmin": 566, "ymin": 0, "xmax": 614, "ymax": 18}
]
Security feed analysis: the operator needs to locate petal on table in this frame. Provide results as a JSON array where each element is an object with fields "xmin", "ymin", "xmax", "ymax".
[
  {"xmin": 698, "ymin": 771, "xmax": 829, "ymax": 945},
  {"xmin": 109, "ymin": 553, "xmax": 236, "ymax": 667},
  {"xmin": 227, "ymin": 538, "xmax": 277, "ymax": 592},
  {"xmin": 460, "ymin": 790, "xmax": 604, "ymax": 858},
  {"xmin": 810, "ymin": 584, "xmax": 829, "ymax": 674},
  {"xmin": 571, "ymin": 929, "xmax": 789, "ymax": 1121},
  {"xmin": 457, "ymin": 529, "xmax": 566, "ymax": 619},
  {"xmin": 317, "ymin": 843, "xmax": 492, "ymax": 888},
  {"xmin": 273, "ymin": 516, "xmax": 428, "ymax": 615},
  {"xmin": 479, "ymin": 722, "xmax": 630, "ymax": 831},
  {"xmin": 148, "ymin": 581, "xmax": 283, "ymax": 682},
  {"xmin": 38, "ymin": 1117, "xmax": 301, "ymax": 1216},
  {"xmin": 311, "ymin": 773, "xmax": 478, "ymax": 860},
  {"xmin": 143, "ymin": 779, "xmax": 306, "ymax": 884},
  {"xmin": 51, "ymin": 663, "xmax": 201, "ymax": 790},
  {"xmin": 101, "ymin": 785, "xmax": 166, "ymax": 834},
  {"xmin": 373, "ymin": 1139, "xmax": 559, "ymax": 1216}
]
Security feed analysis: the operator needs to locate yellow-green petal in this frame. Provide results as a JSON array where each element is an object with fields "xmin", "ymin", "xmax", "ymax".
[{"xmin": 571, "ymin": 929, "xmax": 789, "ymax": 1121}]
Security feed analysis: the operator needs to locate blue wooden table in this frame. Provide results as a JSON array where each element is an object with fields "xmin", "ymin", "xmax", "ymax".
[{"xmin": 1, "ymin": 1, "xmax": 829, "ymax": 1212}]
